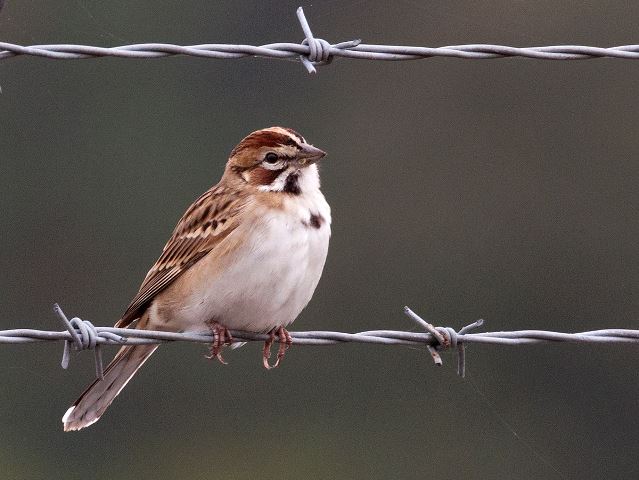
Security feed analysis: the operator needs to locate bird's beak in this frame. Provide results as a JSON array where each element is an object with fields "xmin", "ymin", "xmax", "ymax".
[{"xmin": 296, "ymin": 144, "xmax": 326, "ymax": 166}]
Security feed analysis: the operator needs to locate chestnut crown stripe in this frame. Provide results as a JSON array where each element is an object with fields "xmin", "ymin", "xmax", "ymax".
[{"xmin": 230, "ymin": 129, "xmax": 304, "ymax": 158}]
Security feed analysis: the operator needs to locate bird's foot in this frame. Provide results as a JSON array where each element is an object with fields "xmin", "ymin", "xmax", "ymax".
[
  {"xmin": 262, "ymin": 326, "xmax": 293, "ymax": 370},
  {"xmin": 205, "ymin": 322, "xmax": 233, "ymax": 364}
]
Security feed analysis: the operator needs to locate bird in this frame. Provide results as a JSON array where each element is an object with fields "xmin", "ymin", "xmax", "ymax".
[{"xmin": 62, "ymin": 126, "xmax": 331, "ymax": 431}]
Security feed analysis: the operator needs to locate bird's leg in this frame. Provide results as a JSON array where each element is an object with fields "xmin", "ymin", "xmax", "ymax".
[
  {"xmin": 262, "ymin": 330, "xmax": 275, "ymax": 369},
  {"xmin": 262, "ymin": 326, "xmax": 293, "ymax": 369},
  {"xmin": 205, "ymin": 321, "xmax": 233, "ymax": 364},
  {"xmin": 275, "ymin": 326, "xmax": 293, "ymax": 368}
]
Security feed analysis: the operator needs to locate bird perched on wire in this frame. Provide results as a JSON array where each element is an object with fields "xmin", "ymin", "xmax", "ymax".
[{"xmin": 63, "ymin": 127, "xmax": 331, "ymax": 431}]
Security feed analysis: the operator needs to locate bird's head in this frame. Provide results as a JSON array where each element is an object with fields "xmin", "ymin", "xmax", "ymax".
[{"xmin": 225, "ymin": 126, "xmax": 326, "ymax": 194}]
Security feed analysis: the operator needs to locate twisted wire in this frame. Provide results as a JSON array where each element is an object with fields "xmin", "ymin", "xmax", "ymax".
[
  {"xmin": 0, "ymin": 7, "xmax": 638, "ymax": 74},
  {"xmin": 2, "ymin": 304, "xmax": 638, "ymax": 381},
  {"xmin": 7, "ymin": 322, "xmax": 638, "ymax": 346}
]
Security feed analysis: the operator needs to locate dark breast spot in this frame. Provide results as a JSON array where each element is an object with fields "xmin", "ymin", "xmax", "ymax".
[{"xmin": 303, "ymin": 212, "xmax": 325, "ymax": 229}]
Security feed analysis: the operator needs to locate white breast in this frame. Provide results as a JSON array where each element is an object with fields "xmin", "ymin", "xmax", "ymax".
[{"xmin": 168, "ymin": 188, "xmax": 331, "ymax": 333}]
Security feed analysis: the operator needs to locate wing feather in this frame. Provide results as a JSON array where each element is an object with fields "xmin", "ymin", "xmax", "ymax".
[{"xmin": 116, "ymin": 184, "xmax": 246, "ymax": 328}]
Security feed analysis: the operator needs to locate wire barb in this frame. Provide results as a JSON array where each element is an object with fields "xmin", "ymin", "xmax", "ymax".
[
  {"xmin": 455, "ymin": 320, "xmax": 484, "ymax": 377},
  {"xmin": 295, "ymin": 7, "xmax": 361, "ymax": 74},
  {"xmin": 403, "ymin": 306, "xmax": 479, "ymax": 376},
  {"xmin": 53, "ymin": 304, "xmax": 125, "ymax": 380},
  {"xmin": 404, "ymin": 306, "xmax": 446, "ymax": 365},
  {"xmin": 296, "ymin": 7, "xmax": 331, "ymax": 73}
]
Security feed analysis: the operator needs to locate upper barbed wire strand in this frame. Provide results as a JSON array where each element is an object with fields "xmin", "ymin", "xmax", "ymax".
[
  {"xmin": 2, "ymin": 42, "xmax": 639, "ymax": 61},
  {"xmin": 0, "ymin": 7, "xmax": 638, "ymax": 71}
]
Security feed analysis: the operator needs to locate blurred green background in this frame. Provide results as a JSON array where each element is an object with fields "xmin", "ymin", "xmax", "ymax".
[{"xmin": 1, "ymin": 1, "xmax": 638, "ymax": 478}]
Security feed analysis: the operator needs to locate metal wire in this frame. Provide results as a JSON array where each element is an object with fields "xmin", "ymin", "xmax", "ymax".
[
  {"xmin": 2, "ymin": 304, "xmax": 638, "ymax": 380},
  {"xmin": 1, "ymin": 7, "xmax": 638, "ymax": 73}
]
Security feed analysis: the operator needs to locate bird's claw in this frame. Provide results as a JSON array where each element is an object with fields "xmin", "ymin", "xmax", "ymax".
[
  {"xmin": 206, "ymin": 322, "xmax": 233, "ymax": 364},
  {"xmin": 263, "ymin": 327, "xmax": 293, "ymax": 369}
]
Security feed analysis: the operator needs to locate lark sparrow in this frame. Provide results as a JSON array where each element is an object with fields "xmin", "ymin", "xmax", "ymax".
[{"xmin": 63, "ymin": 127, "xmax": 331, "ymax": 431}]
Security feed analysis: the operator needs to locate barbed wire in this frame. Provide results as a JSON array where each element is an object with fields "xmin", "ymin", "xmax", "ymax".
[
  {"xmin": 1, "ymin": 7, "xmax": 638, "ymax": 74},
  {"xmin": 2, "ymin": 304, "xmax": 637, "ymax": 381}
]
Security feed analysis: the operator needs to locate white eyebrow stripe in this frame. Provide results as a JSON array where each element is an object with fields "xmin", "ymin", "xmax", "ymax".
[{"xmin": 269, "ymin": 127, "xmax": 306, "ymax": 146}]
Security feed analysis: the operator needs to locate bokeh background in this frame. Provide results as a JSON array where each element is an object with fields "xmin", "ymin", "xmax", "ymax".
[{"xmin": 1, "ymin": 1, "xmax": 638, "ymax": 478}]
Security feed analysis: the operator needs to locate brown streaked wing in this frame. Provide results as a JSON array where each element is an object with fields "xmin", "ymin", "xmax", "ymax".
[{"xmin": 116, "ymin": 184, "xmax": 247, "ymax": 328}]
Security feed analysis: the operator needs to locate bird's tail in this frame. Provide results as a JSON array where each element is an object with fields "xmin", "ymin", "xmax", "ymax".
[{"xmin": 62, "ymin": 343, "xmax": 158, "ymax": 431}]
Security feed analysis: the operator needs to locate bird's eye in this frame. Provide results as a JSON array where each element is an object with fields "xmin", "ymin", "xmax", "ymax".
[{"xmin": 264, "ymin": 152, "xmax": 278, "ymax": 164}]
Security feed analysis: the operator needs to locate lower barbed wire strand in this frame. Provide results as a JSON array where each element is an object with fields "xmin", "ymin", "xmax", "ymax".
[
  {"xmin": 1, "ymin": 300, "xmax": 637, "ymax": 382},
  {"xmin": 2, "ymin": 327, "xmax": 639, "ymax": 346},
  {"xmin": 4, "ymin": 306, "xmax": 639, "ymax": 382}
]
